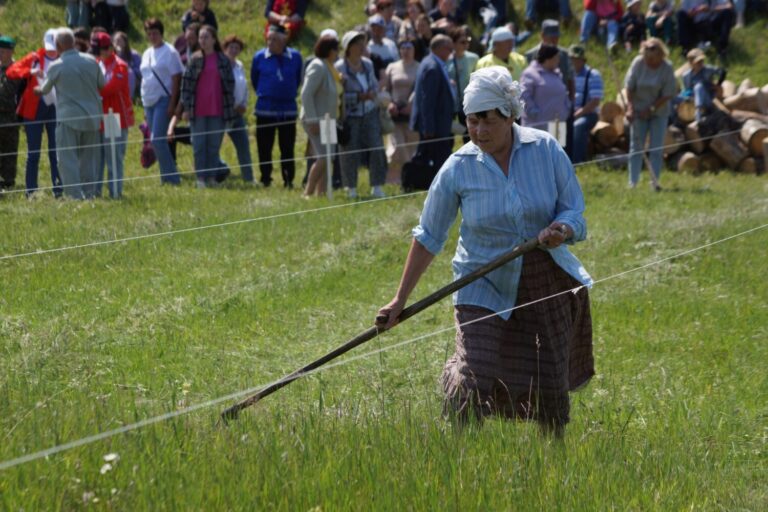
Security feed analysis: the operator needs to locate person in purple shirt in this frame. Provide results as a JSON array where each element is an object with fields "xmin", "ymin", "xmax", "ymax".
[{"xmin": 520, "ymin": 45, "xmax": 571, "ymax": 131}]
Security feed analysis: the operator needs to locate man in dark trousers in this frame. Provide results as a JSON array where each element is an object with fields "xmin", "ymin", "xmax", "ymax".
[
  {"xmin": 0, "ymin": 36, "xmax": 22, "ymax": 190},
  {"xmin": 406, "ymin": 34, "xmax": 455, "ymax": 190}
]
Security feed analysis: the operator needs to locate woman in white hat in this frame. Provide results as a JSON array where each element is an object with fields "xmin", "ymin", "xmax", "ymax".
[{"xmin": 376, "ymin": 66, "xmax": 594, "ymax": 437}]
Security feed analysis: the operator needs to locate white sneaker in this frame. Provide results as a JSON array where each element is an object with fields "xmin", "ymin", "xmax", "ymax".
[
  {"xmin": 347, "ymin": 187, "xmax": 357, "ymax": 199},
  {"xmin": 196, "ymin": 179, "xmax": 207, "ymax": 189},
  {"xmin": 371, "ymin": 186, "xmax": 386, "ymax": 198}
]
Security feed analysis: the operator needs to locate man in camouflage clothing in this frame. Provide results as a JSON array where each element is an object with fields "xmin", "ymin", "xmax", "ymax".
[{"xmin": 0, "ymin": 36, "xmax": 22, "ymax": 189}]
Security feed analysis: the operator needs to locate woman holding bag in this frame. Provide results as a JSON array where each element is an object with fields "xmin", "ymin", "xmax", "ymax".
[
  {"xmin": 301, "ymin": 34, "xmax": 342, "ymax": 198},
  {"xmin": 336, "ymin": 31, "xmax": 387, "ymax": 199}
]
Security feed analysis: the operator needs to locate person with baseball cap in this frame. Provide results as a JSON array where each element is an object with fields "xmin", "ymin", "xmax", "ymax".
[
  {"xmin": 93, "ymin": 31, "xmax": 135, "ymax": 199},
  {"xmin": 475, "ymin": 26, "xmax": 527, "ymax": 81},
  {"xmin": 569, "ymin": 44, "xmax": 604, "ymax": 164},
  {"xmin": 0, "ymin": 35, "xmax": 22, "ymax": 190},
  {"xmin": 681, "ymin": 48, "xmax": 725, "ymax": 122},
  {"xmin": 6, "ymin": 29, "xmax": 63, "ymax": 197}
]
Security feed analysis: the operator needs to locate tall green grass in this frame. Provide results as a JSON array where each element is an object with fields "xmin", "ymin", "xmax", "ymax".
[{"xmin": 1, "ymin": 167, "xmax": 766, "ymax": 509}]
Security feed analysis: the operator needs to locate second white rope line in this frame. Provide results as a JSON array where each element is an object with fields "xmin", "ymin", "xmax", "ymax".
[{"xmin": 0, "ymin": 221, "xmax": 765, "ymax": 472}]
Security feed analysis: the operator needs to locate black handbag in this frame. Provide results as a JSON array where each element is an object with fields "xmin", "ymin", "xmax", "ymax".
[
  {"xmin": 336, "ymin": 118, "xmax": 350, "ymax": 146},
  {"xmin": 401, "ymin": 152, "xmax": 438, "ymax": 191}
]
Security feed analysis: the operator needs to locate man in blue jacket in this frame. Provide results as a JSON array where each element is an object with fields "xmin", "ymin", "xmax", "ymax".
[
  {"xmin": 409, "ymin": 34, "xmax": 456, "ymax": 187},
  {"xmin": 251, "ymin": 25, "xmax": 303, "ymax": 188}
]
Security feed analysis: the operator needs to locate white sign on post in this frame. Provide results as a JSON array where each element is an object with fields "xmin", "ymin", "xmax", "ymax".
[
  {"xmin": 319, "ymin": 117, "xmax": 337, "ymax": 145},
  {"xmin": 103, "ymin": 112, "xmax": 121, "ymax": 140},
  {"xmin": 548, "ymin": 120, "xmax": 567, "ymax": 147}
]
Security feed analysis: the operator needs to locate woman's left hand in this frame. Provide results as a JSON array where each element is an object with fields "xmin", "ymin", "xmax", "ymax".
[{"xmin": 538, "ymin": 222, "xmax": 572, "ymax": 249}]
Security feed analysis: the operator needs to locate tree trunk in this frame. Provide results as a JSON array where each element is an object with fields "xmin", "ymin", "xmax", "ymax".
[
  {"xmin": 699, "ymin": 152, "xmax": 723, "ymax": 173},
  {"xmin": 664, "ymin": 125, "xmax": 686, "ymax": 156},
  {"xmin": 737, "ymin": 157, "xmax": 758, "ymax": 174},
  {"xmin": 677, "ymin": 100, "xmax": 696, "ymax": 124},
  {"xmin": 591, "ymin": 121, "xmax": 619, "ymax": 148},
  {"xmin": 740, "ymin": 119, "xmax": 768, "ymax": 156},
  {"xmin": 600, "ymin": 101, "xmax": 624, "ymax": 123},
  {"xmin": 724, "ymin": 87, "xmax": 768, "ymax": 114},
  {"xmin": 672, "ymin": 151, "xmax": 701, "ymax": 174},
  {"xmin": 720, "ymin": 80, "xmax": 736, "ymax": 98},
  {"xmin": 710, "ymin": 133, "xmax": 748, "ymax": 169},
  {"xmin": 685, "ymin": 122, "xmax": 708, "ymax": 154}
]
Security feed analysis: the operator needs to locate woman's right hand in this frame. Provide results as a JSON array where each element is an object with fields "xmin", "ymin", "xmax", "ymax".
[
  {"xmin": 626, "ymin": 106, "xmax": 634, "ymax": 122},
  {"xmin": 387, "ymin": 102, "xmax": 398, "ymax": 117},
  {"xmin": 375, "ymin": 297, "xmax": 406, "ymax": 330}
]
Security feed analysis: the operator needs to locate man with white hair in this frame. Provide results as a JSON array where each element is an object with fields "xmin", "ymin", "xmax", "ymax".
[
  {"xmin": 475, "ymin": 26, "xmax": 527, "ymax": 81},
  {"xmin": 34, "ymin": 28, "xmax": 105, "ymax": 199},
  {"xmin": 378, "ymin": 66, "xmax": 593, "ymax": 437}
]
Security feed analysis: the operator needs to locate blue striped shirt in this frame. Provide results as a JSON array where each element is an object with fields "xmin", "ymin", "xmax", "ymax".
[
  {"xmin": 413, "ymin": 124, "xmax": 592, "ymax": 319},
  {"xmin": 574, "ymin": 65, "xmax": 605, "ymax": 110}
]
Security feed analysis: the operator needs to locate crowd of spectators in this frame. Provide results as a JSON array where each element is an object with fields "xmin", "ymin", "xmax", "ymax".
[{"xmin": 0, "ymin": 0, "xmax": 765, "ymax": 199}]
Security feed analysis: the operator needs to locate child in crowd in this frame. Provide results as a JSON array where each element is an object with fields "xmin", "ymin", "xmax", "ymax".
[
  {"xmin": 621, "ymin": 0, "xmax": 646, "ymax": 52},
  {"xmin": 181, "ymin": 0, "xmax": 218, "ymax": 32},
  {"xmin": 646, "ymin": 0, "xmax": 675, "ymax": 44}
]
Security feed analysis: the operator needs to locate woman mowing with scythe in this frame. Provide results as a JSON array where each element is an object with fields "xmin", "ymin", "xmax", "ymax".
[{"xmin": 376, "ymin": 67, "xmax": 595, "ymax": 437}]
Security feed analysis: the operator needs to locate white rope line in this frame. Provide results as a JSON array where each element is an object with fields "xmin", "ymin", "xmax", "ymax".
[
  {"xmin": 0, "ymin": 191, "xmax": 424, "ymax": 261},
  {"xmin": 0, "ymin": 112, "xmax": 323, "ymax": 131},
  {"xmin": 1, "ymin": 221, "xmax": 765, "ymax": 471},
  {"xmin": 0, "ymin": 115, "xmax": 328, "ymax": 158},
  {"xmin": 0, "ymin": 113, "xmax": 103, "ymax": 128},
  {"xmin": 1, "ymin": 125, "xmax": 744, "ymax": 197},
  {"xmin": 1, "ymin": 135, "xmax": 456, "ymax": 195}
]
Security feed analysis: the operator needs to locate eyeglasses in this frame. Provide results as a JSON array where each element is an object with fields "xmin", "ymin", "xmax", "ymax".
[
  {"xmin": 457, "ymin": 39, "xmax": 470, "ymax": 45},
  {"xmin": 399, "ymin": 43, "xmax": 414, "ymax": 49}
]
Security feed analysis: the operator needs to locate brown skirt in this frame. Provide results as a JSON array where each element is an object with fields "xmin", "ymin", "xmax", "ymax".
[{"xmin": 440, "ymin": 249, "xmax": 594, "ymax": 426}]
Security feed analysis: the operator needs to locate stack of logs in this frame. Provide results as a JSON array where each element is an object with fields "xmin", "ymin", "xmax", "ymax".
[{"xmin": 591, "ymin": 79, "xmax": 768, "ymax": 175}]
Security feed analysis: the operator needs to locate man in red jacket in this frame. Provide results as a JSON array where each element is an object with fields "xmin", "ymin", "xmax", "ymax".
[
  {"xmin": 93, "ymin": 32, "xmax": 134, "ymax": 199},
  {"xmin": 6, "ymin": 29, "xmax": 63, "ymax": 197}
]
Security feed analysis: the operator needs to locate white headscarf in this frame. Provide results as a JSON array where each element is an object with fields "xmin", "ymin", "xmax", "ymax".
[{"xmin": 463, "ymin": 66, "xmax": 524, "ymax": 119}]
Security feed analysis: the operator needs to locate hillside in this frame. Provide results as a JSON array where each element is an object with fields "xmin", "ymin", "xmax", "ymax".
[{"xmin": 2, "ymin": 0, "xmax": 768, "ymax": 103}]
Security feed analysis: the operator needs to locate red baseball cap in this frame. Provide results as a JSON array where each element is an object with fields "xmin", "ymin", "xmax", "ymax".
[{"xmin": 91, "ymin": 32, "xmax": 112, "ymax": 50}]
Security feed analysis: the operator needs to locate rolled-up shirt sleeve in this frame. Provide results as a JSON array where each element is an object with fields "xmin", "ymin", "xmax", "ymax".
[
  {"xmin": 412, "ymin": 163, "xmax": 460, "ymax": 255},
  {"xmin": 550, "ymin": 140, "xmax": 587, "ymax": 243}
]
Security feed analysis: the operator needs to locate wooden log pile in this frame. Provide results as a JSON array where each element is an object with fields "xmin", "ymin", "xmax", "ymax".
[{"xmin": 590, "ymin": 81, "xmax": 768, "ymax": 175}]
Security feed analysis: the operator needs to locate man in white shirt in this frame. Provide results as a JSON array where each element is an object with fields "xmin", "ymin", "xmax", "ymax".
[{"xmin": 367, "ymin": 15, "xmax": 398, "ymax": 79}]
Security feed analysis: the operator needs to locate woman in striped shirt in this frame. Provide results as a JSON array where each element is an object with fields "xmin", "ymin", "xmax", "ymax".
[{"xmin": 377, "ymin": 66, "xmax": 594, "ymax": 437}]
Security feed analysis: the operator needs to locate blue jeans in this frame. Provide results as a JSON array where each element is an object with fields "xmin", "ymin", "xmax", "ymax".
[
  {"xmin": 145, "ymin": 96, "xmax": 180, "ymax": 184},
  {"xmin": 101, "ymin": 128, "xmax": 128, "ymax": 198},
  {"xmin": 66, "ymin": 1, "xmax": 90, "ymax": 28},
  {"xmin": 226, "ymin": 114, "xmax": 254, "ymax": 182},
  {"xmin": 191, "ymin": 116, "xmax": 225, "ymax": 181},
  {"xmin": 572, "ymin": 112, "xmax": 598, "ymax": 164},
  {"xmin": 580, "ymin": 10, "xmax": 619, "ymax": 47},
  {"xmin": 24, "ymin": 102, "xmax": 62, "ymax": 197},
  {"xmin": 525, "ymin": 0, "xmax": 572, "ymax": 21},
  {"xmin": 629, "ymin": 115, "xmax": 666, "ymax": 186}
]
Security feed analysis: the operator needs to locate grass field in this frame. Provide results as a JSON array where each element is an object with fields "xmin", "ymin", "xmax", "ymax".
[{"xmin": 1, "ymin": 1, "xmax": 768, "ymax": 510}]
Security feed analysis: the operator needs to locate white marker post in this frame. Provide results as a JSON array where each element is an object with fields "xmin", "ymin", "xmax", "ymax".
[
  {"xmin": 548, "ymin": 116, "xmax": 567, "ymax": 148},
  {"xmin": 103, "ymin": 108, "xmax": 121, "ymax": 198},
  {"xmin": 319, "ymin": 113, "xmax": 336, "ymax": 200}
]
